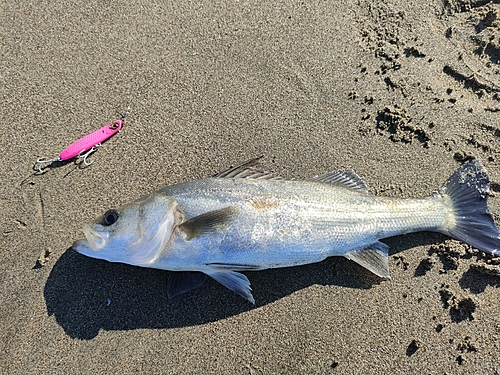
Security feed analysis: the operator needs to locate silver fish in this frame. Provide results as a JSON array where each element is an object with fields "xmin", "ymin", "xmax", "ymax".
[{"xmin": 73, "ymin": 158, "xmax": 500, "ymax": 303}]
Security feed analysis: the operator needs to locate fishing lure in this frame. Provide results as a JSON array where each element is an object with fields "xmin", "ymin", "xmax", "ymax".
[{"xmin": 34, "ymin": 110, "xmax": 129, "ymax": 174}]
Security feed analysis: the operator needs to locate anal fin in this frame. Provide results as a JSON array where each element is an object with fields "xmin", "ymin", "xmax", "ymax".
[{"xmin": 345, "ymin": 241, "xmax": 390, "ymax": 278}]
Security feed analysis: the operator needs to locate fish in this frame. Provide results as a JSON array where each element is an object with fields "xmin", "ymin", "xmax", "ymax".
[{"xmin": 72, "ymin": 158, "xmax": 500, "ymax": 303}]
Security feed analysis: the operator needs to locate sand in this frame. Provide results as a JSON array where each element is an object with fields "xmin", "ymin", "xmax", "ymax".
[{"xmin": 1, "ymin": 0, "xmax": 500, "ymax": 373}]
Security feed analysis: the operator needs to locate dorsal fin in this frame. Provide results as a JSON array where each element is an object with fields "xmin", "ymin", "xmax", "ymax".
[
  {"xmin": 213, "ymin": 156, "xmax": 283, "ymax": 180},
  {"xmin": 312, "ymin": 170, "xmax": 371, "ymax": 193}
]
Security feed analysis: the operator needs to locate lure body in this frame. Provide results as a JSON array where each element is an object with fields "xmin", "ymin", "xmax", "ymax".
[
  {"xmin": 58, "ymin": 119, "xmax": 124, "ymax": 161},
  {"xmin": 34, "ymin": 111, "xmax": 128, "ymax": 174}
]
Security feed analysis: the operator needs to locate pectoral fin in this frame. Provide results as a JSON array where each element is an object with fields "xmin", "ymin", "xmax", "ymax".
[
  {"xmin": 167, "ymin": 271, "xmax": 208, "ymax": 298},
  {"xmin": 205, "ymin": 270, "xmax": 255, "ymax": 304},
  {"xmin": 179, "ymin": 207, "xmax": 239, "ymax": 240},
  {"xmin": 345, "ymin": 242, "xmax": 390, "ymax": 278}
]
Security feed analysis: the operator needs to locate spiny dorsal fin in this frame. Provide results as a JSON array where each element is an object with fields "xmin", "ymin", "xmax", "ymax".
[
  {"xmin": 179, "ymin": 207, "xmax": 239, "ymax": 240},
  {"xmin": 213, "ymin": 156, "xmax": 283, "ymax": 180},
  {"xmin": 344, "ymin": 242, "xmax": 390, "ymax": 278},
  {"xmin": 312, "ymin": 170, "xmax": 371, "ymax": 193}
]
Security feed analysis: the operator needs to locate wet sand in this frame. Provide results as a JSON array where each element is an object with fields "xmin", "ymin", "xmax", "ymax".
[{"xmin": 1, "ymin": 1, "xmax": 500, "ymax": 373}]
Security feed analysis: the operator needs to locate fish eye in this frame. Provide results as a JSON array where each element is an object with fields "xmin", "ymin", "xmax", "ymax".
[{"xmin": 102, "ymin": 209, "xmax": 119, "ymax": 226}]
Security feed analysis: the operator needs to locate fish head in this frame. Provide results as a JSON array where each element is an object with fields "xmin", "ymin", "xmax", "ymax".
[{"xmin": 72, "ymin": 193, "xmax": 185, "ymax": 266}]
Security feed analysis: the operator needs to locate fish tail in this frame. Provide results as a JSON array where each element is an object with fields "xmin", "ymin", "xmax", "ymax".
[{"xmin": 437, "ymin": 159, "xmax": 500, "ymax": 256}]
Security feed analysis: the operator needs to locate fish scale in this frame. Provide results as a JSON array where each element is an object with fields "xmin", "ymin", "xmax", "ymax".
[{"xmin": 162, "ymin": 178, "xmax": 446, "ymax": 249}]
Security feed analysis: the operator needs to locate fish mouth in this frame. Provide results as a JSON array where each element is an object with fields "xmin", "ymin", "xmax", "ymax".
[{"xmin": 73, "ymin": 223, "xmax": 109, "ymax": 252}]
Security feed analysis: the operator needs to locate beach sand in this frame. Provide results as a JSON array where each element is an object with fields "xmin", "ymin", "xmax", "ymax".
[{"xmin": 1, "ymin": 0, "xmax": 499, "ymax": 373}]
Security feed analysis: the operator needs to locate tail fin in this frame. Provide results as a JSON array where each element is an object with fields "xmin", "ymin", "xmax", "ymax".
[{"xmin": 437, "ymin": 159, "xmax": 500, "ymax": 256}]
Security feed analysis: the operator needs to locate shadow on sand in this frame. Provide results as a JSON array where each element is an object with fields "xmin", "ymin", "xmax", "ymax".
[
  {"xmin": 44, "ymin": 247, "xmax": 383, "ymax": 340},
  {"xmin": 44, "ymin": 232, "xmax": 445, "ymax": 340}
]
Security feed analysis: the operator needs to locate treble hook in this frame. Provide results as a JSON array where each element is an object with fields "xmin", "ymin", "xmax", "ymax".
[
  {"xmin": 34, "ymin": 157, "xmax": 61, "ymax": 174},
  {"xmin": 78, "ymin": 144, "xmax": 100, "ymax": 166}
]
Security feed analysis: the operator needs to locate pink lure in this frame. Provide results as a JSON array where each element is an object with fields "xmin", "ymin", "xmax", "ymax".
[
  {"xmin": 35, "ymin": 113, "xmax": 127, "ymax": 174},
  {"xmin": 58, "ymin": 119, "xmax": 124, "ymax": 161}
]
